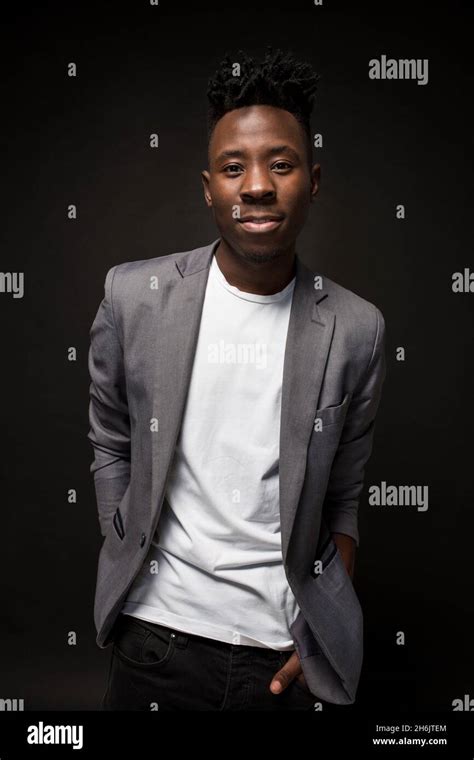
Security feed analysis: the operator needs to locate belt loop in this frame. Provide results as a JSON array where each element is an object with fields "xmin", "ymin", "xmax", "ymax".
[{"xmin": 174, "ymin": 631, "xmax": 189, "ymax": 649}]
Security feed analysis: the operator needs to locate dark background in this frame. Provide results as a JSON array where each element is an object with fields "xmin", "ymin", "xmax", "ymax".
[{"xmin": 0, "ymin": 0, "xmax": 472, "ymax": 711}]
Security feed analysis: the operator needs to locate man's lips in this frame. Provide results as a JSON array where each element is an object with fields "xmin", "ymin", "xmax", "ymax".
[{"xmin": 238, "ymin": 216, "xmax": 284, "ymax": 233}]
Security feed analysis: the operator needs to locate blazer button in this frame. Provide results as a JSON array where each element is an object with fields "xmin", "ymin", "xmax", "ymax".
[{"xmin": 140, "ymin": 533, "xmax": 146, "ymax": 547}]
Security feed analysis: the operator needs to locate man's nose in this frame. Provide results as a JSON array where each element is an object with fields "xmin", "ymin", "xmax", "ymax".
[{"xmin": 239, "ymin": 166, "xmax": 276, "ymax": 201}]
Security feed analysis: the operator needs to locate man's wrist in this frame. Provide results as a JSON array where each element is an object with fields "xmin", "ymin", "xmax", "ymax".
[{"xmin": 331, "ymin": 532, "xmax": 356, "ymax": 579}]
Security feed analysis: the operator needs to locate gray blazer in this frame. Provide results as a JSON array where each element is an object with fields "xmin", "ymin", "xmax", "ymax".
[{"xmin": 87, "ymin": 237, "xmax": 386, "ymax": 705}]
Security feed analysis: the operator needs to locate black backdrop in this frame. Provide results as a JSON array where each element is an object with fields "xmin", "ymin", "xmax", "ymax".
[{"xmin": 0, "ymin": 0, "xmax": 472, "ymax": 714}]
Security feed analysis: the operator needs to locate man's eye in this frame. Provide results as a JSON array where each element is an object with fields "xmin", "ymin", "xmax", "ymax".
[{"xmin": 223, "ymin": 162, "xmax": 292, "ymax": 174}]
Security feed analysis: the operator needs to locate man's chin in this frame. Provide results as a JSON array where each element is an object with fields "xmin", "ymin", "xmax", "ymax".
[{"xmin": 235, "ymin": 244, "xmax": 286, "ymax": 265}]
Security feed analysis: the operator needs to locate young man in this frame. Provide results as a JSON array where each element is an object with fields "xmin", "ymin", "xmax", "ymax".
[{"xmin": 88, "ymin": 47, "xmax": 386, "ymax": 711}]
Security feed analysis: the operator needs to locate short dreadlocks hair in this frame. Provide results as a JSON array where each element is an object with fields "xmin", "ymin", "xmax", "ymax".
[{"xmin": 206, "ymin": 46, "xmax": 320, "ymax": 167}]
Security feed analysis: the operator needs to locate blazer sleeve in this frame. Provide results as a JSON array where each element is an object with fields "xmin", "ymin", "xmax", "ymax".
[
  {"xmin": 87, "ymin": 265, "xmax": 131, "ymax": 538},
  {"xmin": 322, "ymin": 306, "xmax": 387, "ymax": 547}
]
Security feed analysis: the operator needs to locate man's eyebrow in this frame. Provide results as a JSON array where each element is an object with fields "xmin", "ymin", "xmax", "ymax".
[{"xmin": 215, "ymin": 145, "xmax": 301, "ymax": 162}]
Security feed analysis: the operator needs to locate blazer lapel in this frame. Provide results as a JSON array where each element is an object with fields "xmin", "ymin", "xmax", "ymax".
[
  {"xmin": 279, "ymin": 258, "xmax": 335, "ymax": 564},
  {"xmin": 149, "ymin": 239, "xmax": 219, "ymax": 523}
]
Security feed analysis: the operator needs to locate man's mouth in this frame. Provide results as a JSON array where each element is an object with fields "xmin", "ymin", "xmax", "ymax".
[{"xmin": 238, "ymin": 216, "xmax": 284, "ymax": 233}]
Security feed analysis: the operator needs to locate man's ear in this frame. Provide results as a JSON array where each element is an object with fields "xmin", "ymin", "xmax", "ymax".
[
  {"xmin": 201, "ymin": 170, "xmax": 212, "ymax": 208},
  {"xmin": 310, "ymin": 163, "xmax": 320, "ymax": 202}
]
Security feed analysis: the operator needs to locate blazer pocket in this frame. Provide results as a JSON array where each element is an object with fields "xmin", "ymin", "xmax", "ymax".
[
  {"xmin": 112, "ymin": 506, "xmax": 125, "ymax": 541},
  {"xmin": 314, "ymin": 392, "xmax": 351, "ymax": 429},
  {"xmin": 311, "ymin": 538, "xmax": 360, "ymax": 611},
  {"xmin": 311, "ymin": 535, "xmax": 339, "ymax": 578}
]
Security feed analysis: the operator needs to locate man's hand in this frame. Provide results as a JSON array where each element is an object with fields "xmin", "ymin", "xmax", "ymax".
[{"xmin": 269, "ymin": 651, "xmax": 308, "ymax": 694}]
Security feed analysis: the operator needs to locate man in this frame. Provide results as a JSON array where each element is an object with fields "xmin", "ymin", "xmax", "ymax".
[{"xmin": 88, "ymin": 46, "xmax": 386, "ymax": 711}]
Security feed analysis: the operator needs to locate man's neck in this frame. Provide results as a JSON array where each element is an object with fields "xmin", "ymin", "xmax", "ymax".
[{"xmin": 214, "ymin": 240, "xmax": 296, "ymax": 296}]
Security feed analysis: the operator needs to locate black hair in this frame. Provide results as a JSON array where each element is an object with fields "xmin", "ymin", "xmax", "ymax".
[{"xmin": 206, "ymin": 46, "xmax": 320, "ymax": 165}]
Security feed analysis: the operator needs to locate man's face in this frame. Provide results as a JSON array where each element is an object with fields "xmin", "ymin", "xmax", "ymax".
[{"xmin": 202, "ymin": 104, "xmax": 320, "ymax": 264}]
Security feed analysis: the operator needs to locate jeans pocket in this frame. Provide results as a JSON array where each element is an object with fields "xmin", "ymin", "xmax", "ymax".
[
  {"xmin": 113, "ymin": 616, "xmax": 176, "ymax": 669},
  {"xmin": 292, "ymin": 673, "xmax": 314, "ymax": 698}
]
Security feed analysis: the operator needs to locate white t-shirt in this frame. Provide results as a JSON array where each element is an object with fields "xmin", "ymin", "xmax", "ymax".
[{"xmin": 121, "ymin": 252, "xmax": 301, "ymax": 649}]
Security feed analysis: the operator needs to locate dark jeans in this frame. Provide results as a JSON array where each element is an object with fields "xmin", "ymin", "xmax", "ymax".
[{"xmin": 101, "ymin": 613, "xmax": 317, "ymax": 711}]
